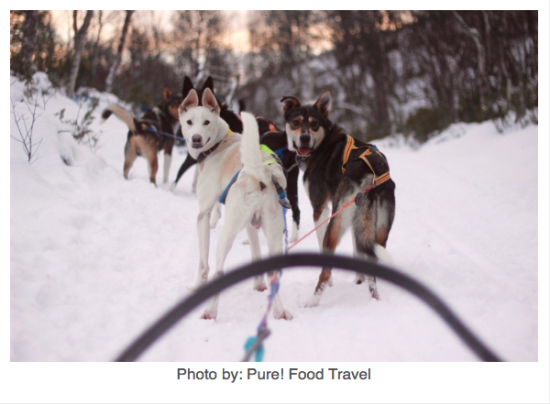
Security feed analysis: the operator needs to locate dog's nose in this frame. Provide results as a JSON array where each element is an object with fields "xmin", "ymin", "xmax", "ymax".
[
  {"xmin": 299, "ymin": 134, "xmax": 311, "ymax": 145},
  {"xmin": 192, "ymin": 135, "xmax": 202, "ymax": 144}
]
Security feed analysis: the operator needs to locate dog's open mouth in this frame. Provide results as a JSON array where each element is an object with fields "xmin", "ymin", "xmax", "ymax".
[
  {"xmin": 293, "ymin": 141, "xmax": 311, "ymax": 156},
  {"xmin": 192, "ymin": 137, "xmax": 210, "ymax": 149}
]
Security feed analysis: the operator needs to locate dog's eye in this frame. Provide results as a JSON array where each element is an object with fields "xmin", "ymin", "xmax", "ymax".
[
  {"xmin": 310, "ymin": 121, "xmax": 319, "ymax": 130},
  {"xmin": 186, "ymin": 120, "xmax": 192, "ymax": 125},
  {"xmin": 292, "ymin": 120, "xmax": 300, "ymax": 127},
  {"xmin": 203, "ymin": 120, "xmax": 210, "ymax": 125}
]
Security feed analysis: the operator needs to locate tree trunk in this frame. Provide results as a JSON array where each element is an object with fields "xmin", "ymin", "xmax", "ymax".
[
  {"xmin": 66, "ymin": 10, "xmax": 94, "ymax": 98},
  {"xmin": 105, "ymin": 10, "xmax": 134, "ymax": 93},
  {"xmin": 91, "ymin": 11, "xmax": 103, "ymax": 79},
  {"xmin": 453, "ymin": 11, "xmax": 488, "ymax": 113},
  {"xmin": 20, "ymin": 11, "xmax": 39, "ymax": 81}
]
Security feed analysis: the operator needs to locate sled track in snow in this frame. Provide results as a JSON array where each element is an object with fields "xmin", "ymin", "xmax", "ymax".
[{"xmin": 115, "ymin": 253, "xmax": 502, "ymax": 362}]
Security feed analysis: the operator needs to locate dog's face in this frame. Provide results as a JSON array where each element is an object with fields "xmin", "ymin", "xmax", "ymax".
[
  {"xmin": 280, "ymin": 90, "xmax": 332, "ymax": 157},
  {"xmin": 179, "ymin": 87, "xmax": 225, "ymax": 158},
  {"xmin": 163, "ymin": 87, "xmax": 183, "ymax": 121}
]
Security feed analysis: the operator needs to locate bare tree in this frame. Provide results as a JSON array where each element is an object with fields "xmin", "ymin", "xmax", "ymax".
[
  {"xmin": 66, "ymin": 10, "xmax": 94, "ymax": 98},
  {"xmin": 453, "ymin": 11, "xmax": 488, "ymax": 112},
  {"xmin": 20, "ymin": 11, "xmax": 39, "ymax": 80},
  {"xmin": 105, "ymin": 10, "xmax": 135, "ymax": 93}
]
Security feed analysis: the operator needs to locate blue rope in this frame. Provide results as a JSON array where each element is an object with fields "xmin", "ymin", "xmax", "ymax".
[
  {"xmin": 243, "ymin": 197, "xmax": 288, "ymax": 362},
  {"xmin": 145, "ymin": 127, "xmax": 186, "ymax": 143}
]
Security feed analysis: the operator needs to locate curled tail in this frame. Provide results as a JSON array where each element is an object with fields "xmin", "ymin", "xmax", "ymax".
[
  {"xmin": 239, "ymin": 112, "xmax": 269, "ymax": 182},
  {"xmin": 100, "ymin": 104, "xmax": 136, "ymax": 133}
]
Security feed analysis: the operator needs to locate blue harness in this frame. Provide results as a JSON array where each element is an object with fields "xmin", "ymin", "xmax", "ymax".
[{"xmin": 219, "ymin": 145, "xmax": 289, "ymax": 205}]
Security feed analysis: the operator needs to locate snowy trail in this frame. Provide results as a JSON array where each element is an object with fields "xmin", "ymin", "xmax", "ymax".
[{"xmin": 10, "ymin": 75, "xmax": 538, "ymax": 362}]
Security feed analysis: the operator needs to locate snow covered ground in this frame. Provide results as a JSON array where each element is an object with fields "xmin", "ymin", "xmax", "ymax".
[{"xmin": 9, "ymin": 73, "xmax": 542, "ymax": 363}]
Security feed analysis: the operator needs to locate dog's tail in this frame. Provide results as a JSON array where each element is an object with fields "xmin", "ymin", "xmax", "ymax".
[
  {"xmin": 100, "ymin": 104, "xmax": 136, "ymax": 133},
  {"xmin": 239, "ymin": 112, "xmax": 269, "ymax": 183},
  {"xmin": 374, "ymin": 243, "xmax": 394, "ymax": 266}
]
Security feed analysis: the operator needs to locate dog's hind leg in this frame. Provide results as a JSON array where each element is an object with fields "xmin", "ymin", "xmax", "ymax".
[
  {"xmin": 135, "ymin": 136, "xmax": 158, "ymax": 185},
  {"xmin": 352, "ymin": 193, "xmax": 387, "ymax": 300},
  {"xmin": 163, "ymin": 139, "xmax": 175, "ymax": 184},
  {"xmin": 246, "ymin": 225, "xmax": 268, "ymax": 292},
  {"xmin": 163, "ymin": 152, "xmax": 172, "ymax": 184},
  {"xmin": 352, "ymin": 236, "xmax": 366, "ymax": 285},
  {"xmin": 306, "ymin": 189, "xmax": 356, "ymax": 307},
  {"xmin": 209, "ymin": 203, "xmax": 222, "ymax": 229},
  {"xmin": 123, "ymin": 138, "xmax": 138, "ymax": 180}
]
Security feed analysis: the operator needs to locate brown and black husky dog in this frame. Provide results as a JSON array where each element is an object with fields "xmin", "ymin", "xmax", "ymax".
[
  {"xmin": 101, "ymin": 87, "xmax": 182, "ymax": 185},
  {"xmin": 281, "ymin": 90, "xmax": 396, "ymax": 307}
]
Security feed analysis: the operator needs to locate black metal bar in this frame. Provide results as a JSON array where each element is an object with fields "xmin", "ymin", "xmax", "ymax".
[{"xmin": 115, "ymin": 253, "xmax": 502, "ymax": 362}]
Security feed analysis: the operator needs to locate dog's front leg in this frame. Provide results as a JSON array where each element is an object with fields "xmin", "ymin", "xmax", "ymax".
[
  {"xmin": 203, "ymin": 203, "xmax": 250, "ymax": 320},
  {"xmin": 192, "ymin": 166, "xmax": 199, "ymax": 194},
  {"xmin": 306, "ymin": 198, "xmax": 354, "ymax": 307},
  {"xmin": 196, "ymin": 208, "xmax": 212, "ymax": 288},
  {"xmin": 263, "ymin": 209, "xmax": 293, "ymax": 320},
  {"xmin": 246, "ymin": 225, "xmax": 267, "ymax": 292}
]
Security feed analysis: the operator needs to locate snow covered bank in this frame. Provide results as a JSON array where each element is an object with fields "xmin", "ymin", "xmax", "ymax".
[{"xmin": 10, "ymin": 74, "xmax": 540, "ymax": 362}]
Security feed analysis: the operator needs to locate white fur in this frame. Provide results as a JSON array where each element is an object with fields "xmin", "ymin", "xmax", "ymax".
[
  {"xmin": 163, "ymin": 154, "xmax": 172, "ymax": 184},
  {"xmin": 179, "ymin": 103, "xmax": 292, "ymax": 320}
]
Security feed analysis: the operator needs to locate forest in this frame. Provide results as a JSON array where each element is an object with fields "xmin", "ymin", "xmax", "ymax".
[{"xmin": 10, "ymin": 10, "xmax": 538, "ymax": 142}]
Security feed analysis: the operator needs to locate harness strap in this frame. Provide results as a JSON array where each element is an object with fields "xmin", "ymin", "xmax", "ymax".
[
  {"xmin": 273, "ymin": 145, "xmax": 287, "ymax": 159},
  {"xmin": 342, "ymin": 135, "xmax": 391, "ymax": 185},
  {"xmin": 219, "ymin": 144, "xmax": 288, "ymax": 206},
  {"xmin": 259, "ymin": 145, "xmax": 278, "ymax": 165},
  {"xmin": 342, "ymin": 135, "xmax": 371, "ymax": 173},
  {"xmin": 219, "ymin": 170, "xmax": 241, "ymax": 204}
]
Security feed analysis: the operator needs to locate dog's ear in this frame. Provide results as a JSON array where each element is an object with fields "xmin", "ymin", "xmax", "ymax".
[
  {"xmin": 281, "ymin": 96, "xmax": 301, "ymax": 113},
  {"xmin": 201, "ymin": 76, "xmax": 214, "ymax": 91},
  {"xmin": 314, "ymin": 90, "xmax": 332, "ymax": 117},
  {"xmin": 163, "ymin": 86, "xmax": 172, "ymax": 102},
  {"xmin": 182, "ymin": 76, "xmax": 194, "ymax": 99},
  {"xmin": 179, "ymin": 89, "xmax": 199, "ymax": 115},
  {"xmin": 202, "ymin": 88, "xmax": 221, "ymax": 115}
]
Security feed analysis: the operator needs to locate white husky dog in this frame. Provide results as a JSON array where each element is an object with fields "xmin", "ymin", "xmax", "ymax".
[{"xmin": 179, "ymin": 87, "xmax": 292, "ymax": 320}]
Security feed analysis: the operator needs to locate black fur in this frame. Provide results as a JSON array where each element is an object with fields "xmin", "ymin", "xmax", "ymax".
[
  {"xmin": 280, "ymin": 91, "xmax": 396, "ymax": 301},
  {"xmin": 258, "ymin": 117, "xmax": 301, "ymax": 228}
]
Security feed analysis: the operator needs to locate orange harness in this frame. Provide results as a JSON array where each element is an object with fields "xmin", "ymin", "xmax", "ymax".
[{"xmin": 342, "ymin": 135, "xmax": 391, "ymax": 187}]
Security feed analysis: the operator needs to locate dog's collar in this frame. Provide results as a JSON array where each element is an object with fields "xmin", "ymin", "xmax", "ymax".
[
  {"xmin": 197, "ymin": 140, "xmax": 223, "ymax": 164},
  {"xmin": 196, "ymin": 129, "xmax": 234, "ymax": 164}
]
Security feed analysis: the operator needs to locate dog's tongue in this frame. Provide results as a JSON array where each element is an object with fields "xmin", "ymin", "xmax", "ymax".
[{"xmin": 298, "ymin": 147, "xmax": 311, "ymax": 156}]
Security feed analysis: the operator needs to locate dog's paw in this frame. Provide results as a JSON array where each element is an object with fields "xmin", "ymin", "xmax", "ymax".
[
  {"xmin": 354, "ymin": 273, "xmax": 365, "ymax": 285},
  {"xmin": 273, "ymin": 309, "xmax": 293, "ymax": 320},
  {"xmin": 201, "ymin": 311, "xmax": 217, "ymax": 320},
  {"xmin": 369, "ymin": 281, "xmax": 381, "ymax": 301},
  {"xmin": 241, "ymin": 239, "xmax": 250, "ymax": 245},
  {"xmin": 253, "ymin": 276, "xmax": 267, "ymax": 292},
  {"xmin": 370, "ymin": 290, "xmax": 381, "ymax": 301},
  {"xmin": 254, "ymin": 283, "xmax": 268, "ymax": 292},
  {"xmin": 289, "ymin": 221, "xmax": 299, "ymax": 243},
  {"xmin": 305, "ymin": 295, "xmax": 321, "ymax": 308},
  {"xmin": 169, "ymin": 182, "xmax": 177, "ymax": 191}
]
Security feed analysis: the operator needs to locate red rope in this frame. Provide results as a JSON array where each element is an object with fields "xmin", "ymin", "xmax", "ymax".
[{"xmin": 288, "ymin": 183, "xmax": 375, "ymax": 250}]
